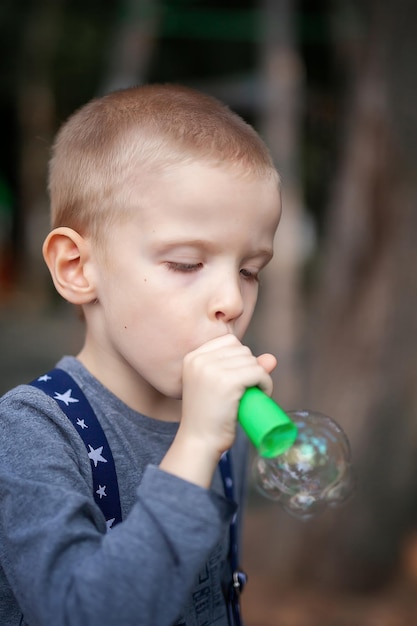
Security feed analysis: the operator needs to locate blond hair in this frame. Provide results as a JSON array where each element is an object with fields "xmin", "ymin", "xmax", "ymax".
[{"xmin": 48, "ymin": 84, "xmax": 278, "ymax": 239}]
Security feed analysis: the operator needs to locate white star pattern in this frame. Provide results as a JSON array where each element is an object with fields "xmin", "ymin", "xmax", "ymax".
[
  {"xmin": 96, "ymin": 485, "xmax": 107, "ymax": 499},
  {"xmin": 53, "ymin": 389, "xmax": 79, "ymax": 406},
  {"xmin": 87, "ymin": 445, "xmax": 107, "ymax": 467},
  {"xmin": 32, "ymin": 372, "xmax": 122, "ymax": 528},
  {"xmin": 37, "ymin": 374, "xmax": 52, "ymax": 382}
]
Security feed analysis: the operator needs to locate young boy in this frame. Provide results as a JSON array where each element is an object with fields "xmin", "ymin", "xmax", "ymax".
[{"xmin": 0, "ymin": 84, "xmax": 281, "ymax": 625}]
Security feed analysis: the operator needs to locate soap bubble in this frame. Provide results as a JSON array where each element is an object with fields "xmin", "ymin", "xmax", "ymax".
[{"xmin": 253, "ymin": 410, "xmax": 355, "ymax": 520}]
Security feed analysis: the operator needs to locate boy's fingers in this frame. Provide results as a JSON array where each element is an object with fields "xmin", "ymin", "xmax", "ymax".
[{"xmin": 256, "ymin": 353, "xmax": 277, "ymax": 374}]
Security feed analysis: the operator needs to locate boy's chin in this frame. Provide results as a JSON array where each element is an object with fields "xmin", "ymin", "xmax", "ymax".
[
  {"xmin": 152, "ymin": 379, "xmax": 183, "ymax": 401},
  {"xmin": 157, "ymin": 385, "xmax": 182, "ymax": 401},
  {"xmin": 169, "ymin": 386, "xmax": 183, "ymax": 401}
]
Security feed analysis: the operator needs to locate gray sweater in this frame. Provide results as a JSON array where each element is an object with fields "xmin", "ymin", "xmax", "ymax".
[{"xmin": 0, "ymin": 356, "xmax": 248, "ymax": 625}]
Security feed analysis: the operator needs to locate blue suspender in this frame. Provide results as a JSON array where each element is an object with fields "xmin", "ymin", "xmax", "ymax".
[
  {"xmin": 30, "ymin": 369, "xmax": 122, "ymax": 529},
  {"xmin": 219, "ymin": 453, "xmax": 247, "ymax": 626},
  {"xmin": 30, "ymin": 368, "xmax": 246, "ymax": 625}
]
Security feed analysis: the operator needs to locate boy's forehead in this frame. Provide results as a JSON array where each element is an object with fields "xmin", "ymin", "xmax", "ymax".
[
  {"xmin": 125, "ymin": 160, "xmax": 281, "ymax": 249},
  {"xmin": 137, "ymin": 161, "xmax": 278, "ymax": 209},
  {"xmin": 131, "ymin": 159, "xmax": 280, "ymax": 206}
]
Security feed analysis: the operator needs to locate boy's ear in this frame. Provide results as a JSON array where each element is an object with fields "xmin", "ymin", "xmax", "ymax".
[{"xmin": 42, "ymin": 227, "xmax": 98, "ymax": 304}]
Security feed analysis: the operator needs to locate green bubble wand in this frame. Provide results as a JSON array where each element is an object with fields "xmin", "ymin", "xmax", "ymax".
[{"xmin": 238, "ymin": 387, "xmax": 297, "ymax": 458}]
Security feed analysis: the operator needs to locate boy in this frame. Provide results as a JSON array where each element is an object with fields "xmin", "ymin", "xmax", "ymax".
[{"xmin": 0, "ymin": 84, "xmax": 281, "ymax": 625}]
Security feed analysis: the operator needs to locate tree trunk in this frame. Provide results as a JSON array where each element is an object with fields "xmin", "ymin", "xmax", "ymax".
[
  {"xmin": 100, "ymin": 0, "xmax": 160, "ymax": 94},
  {"xmin": 255, "ymin": 0, "xmax": 305, "ymax": 409},
  {"xmin": 16, "ymin": 0, "xmax": 64, "ymax": 297},
  {"xmin": 298, "ymin": 0, "xmax": 417, "ymax": 590}
]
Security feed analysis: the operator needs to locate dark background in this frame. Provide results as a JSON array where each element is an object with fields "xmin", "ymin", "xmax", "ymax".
[{"xmin": 1, "ymin": 1, "xmax": 417, "ymax": 623}]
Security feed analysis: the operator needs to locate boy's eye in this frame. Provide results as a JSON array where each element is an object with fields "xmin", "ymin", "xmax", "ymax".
[
  {"xmin": 240, "ymin": 268, "xmax": 259, "ymax": 282},
  {"xmin": 166, "ymin": 262, "xmax": 203, "ymax": 273},
  {"xmin": 166, "ymin": 262, "xmax": 259, "ymax": 281}
]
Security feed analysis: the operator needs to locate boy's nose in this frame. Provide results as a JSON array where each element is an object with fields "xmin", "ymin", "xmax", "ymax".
[{"xmin": 210, "ymin": 273, "xmax": 244, "ymax": 323}]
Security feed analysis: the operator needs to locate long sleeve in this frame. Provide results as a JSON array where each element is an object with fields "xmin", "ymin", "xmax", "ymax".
[{"xmin": 0, "ymin": 386, "xmax": 236, "ymax": 626}]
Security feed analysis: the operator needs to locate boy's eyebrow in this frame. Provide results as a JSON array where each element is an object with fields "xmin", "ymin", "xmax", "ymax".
[
  {"xmin": 156, "ymin": 238, "xmax": 274, "ymax": 260},
  {"xmin": 156, "ymin": 238, "xmax": 216, "ymax": 251}
]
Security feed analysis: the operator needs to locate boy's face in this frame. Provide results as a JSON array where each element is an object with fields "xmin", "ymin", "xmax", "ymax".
[{"xmin": 86, "ymin": 161, "xmax": 281, "ymax": 409}]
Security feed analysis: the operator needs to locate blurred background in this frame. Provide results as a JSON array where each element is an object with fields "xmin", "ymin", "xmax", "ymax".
[{"xmin": 1, "ymin": 0, "xmax": 417, "ymax": 623}]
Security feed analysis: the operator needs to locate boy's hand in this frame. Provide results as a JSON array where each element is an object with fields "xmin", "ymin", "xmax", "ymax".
[
  {"xmin": 181, "ymin": 334, "xmax": 275, "ymax": 453},
  {"xmin": 160, "ymin": 334, "xmax": 276, "ymax": 488}
]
